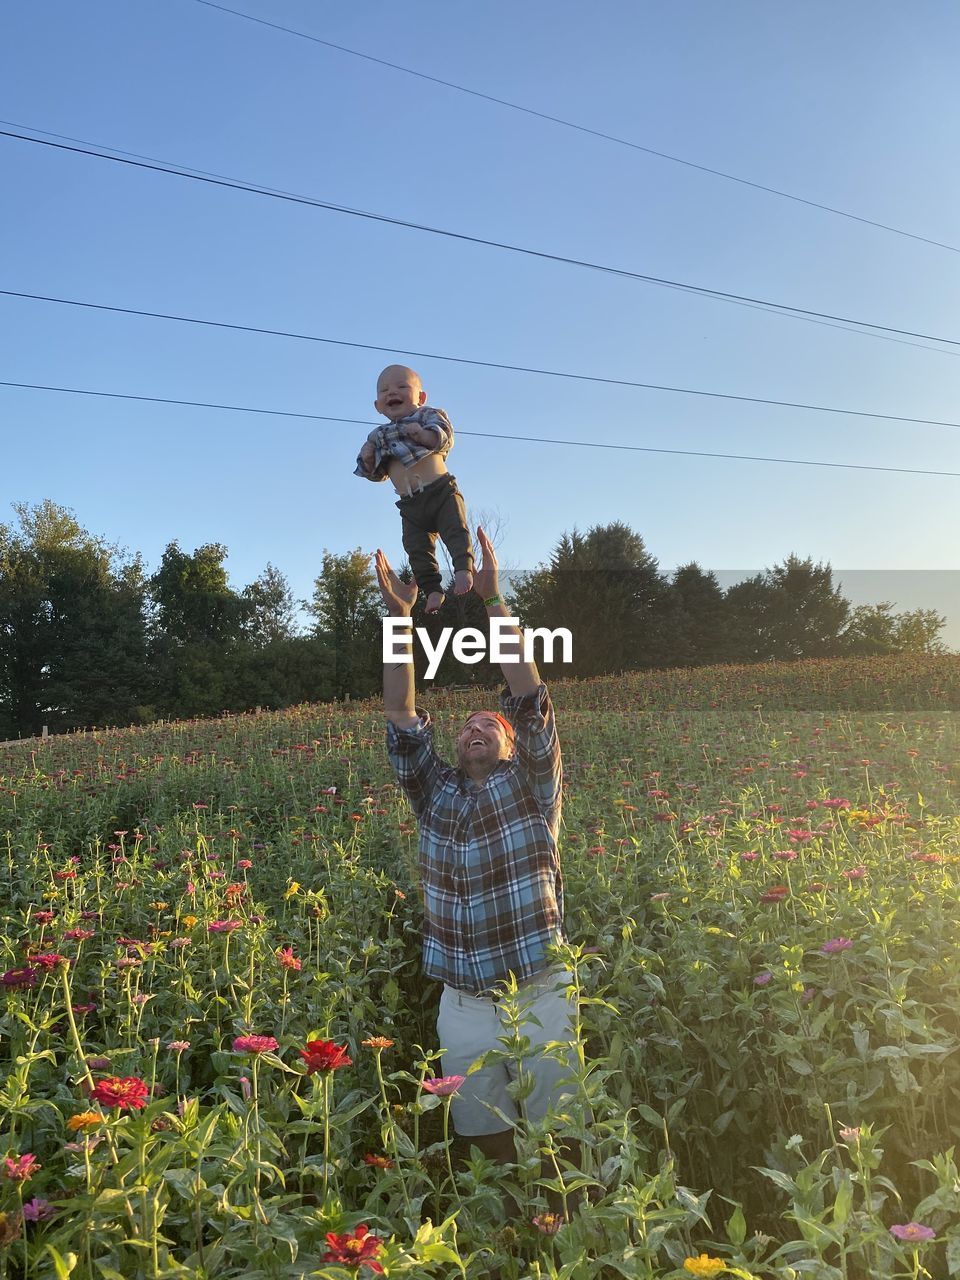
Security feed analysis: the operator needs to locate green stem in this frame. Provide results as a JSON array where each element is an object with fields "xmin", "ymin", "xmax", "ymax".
[
  {"xmin": 374, "ymin": 1051, "xmax": 411, "ymax": 1216},
  {"xmin": 322, "ymin": 1072, "xmax": 331, "ymax": 1204}
]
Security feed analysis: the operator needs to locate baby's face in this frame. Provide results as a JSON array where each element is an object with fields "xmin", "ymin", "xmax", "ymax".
[{"xmin": 375, "ymin": 366, "xmax": 427, "ymax": 421}]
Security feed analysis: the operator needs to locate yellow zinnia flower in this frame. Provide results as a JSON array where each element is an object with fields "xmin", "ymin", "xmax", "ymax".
[{"xmin": 684, "ymin": 1256, "xmax": 726, "ymax": 1278}]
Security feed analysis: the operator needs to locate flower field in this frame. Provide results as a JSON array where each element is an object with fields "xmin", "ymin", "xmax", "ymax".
[{"xmin": 2, "ymin": 654, "xmax": 960, "ymax": 1278}]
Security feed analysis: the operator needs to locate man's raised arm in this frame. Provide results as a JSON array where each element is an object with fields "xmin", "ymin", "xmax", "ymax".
[
  {"xmin": 472, "ymin": 526, "xmax": 540, "ymax": 697},
  {"xmin": 375, "ymin": 549, "xmax": 421, "ymax": 729}
]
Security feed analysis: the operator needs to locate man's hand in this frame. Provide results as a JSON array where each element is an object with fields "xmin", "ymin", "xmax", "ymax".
[
  {"xmin": 376, "ymin": 549, "xmax": 418, "ymax": 617},
  {"xmin": 471, "ymin": 526, "xmax": 500, "ymax": 602},
  {"xmin": 377, "ymin": 550, "xmax": 419, "ymax": 728}
]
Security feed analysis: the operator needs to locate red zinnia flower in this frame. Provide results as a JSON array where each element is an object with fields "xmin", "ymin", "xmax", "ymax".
[
  {"xmin": 276, "ymin": 946, "xmax": 302, "ymax": 971},
  {"xmin": 90, "ymin": 1076, "xmax": 150, "ymax": 1111},
  {"xmin": 299, "ymin": 1039, "xmax": 352, "ymax": 1074},
  {"xmin": 322, "ymin": 1224, "xmax": 385, "ymax": 1272},
  {"xmin": 232, "ymin": 1035, "xmax": 279, "ymax": 1055},
  {"xmin": 760, "ymin": 885, "xmax": 790, "ymax": 903}
]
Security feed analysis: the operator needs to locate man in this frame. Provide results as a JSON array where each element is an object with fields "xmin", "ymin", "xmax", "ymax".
[{"xmin": 375, "ymin": 527, "xmax": 572, "ymax": 1173}]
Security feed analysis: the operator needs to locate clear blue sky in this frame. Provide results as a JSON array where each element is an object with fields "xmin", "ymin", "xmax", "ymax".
[{"xmin": 3, "ymin": 1, "xmax": 959, "ymax": 637}]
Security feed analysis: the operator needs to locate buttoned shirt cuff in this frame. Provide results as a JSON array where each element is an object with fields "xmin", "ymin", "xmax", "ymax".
[
  {"xmin": 499, "ymin": 682, "xmax": 549, "ymax": 724},
  {"xmin": 385, "ymin": 713, "xmax": 432, "ymax": 749}
]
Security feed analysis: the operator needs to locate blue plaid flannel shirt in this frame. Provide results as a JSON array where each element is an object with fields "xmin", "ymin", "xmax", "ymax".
[
  {"xmin": 355, "ymin": 406, "xmax": 454, "ymax": 482},
  {"xmin": 386, "ymin": 683, "xmax": 564, "ymax": 995}
]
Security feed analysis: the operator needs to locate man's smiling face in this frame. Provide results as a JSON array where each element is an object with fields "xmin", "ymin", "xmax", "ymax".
[
  {"xmin": 456, "ymin": 711, "xmax": 514, "ymax": 779},
  {"xmin": 374, "ymin": 365, "xmax": 427, "ymax": 421}
]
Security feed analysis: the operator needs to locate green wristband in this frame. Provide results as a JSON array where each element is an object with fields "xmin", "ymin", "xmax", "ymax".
[{"xmin": 484, "ymin": 594, "xmax": 503, "ymax": 608}]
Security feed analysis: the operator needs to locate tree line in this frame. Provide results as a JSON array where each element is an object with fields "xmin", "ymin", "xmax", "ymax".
[{"xmin": 0, "ymin": 502, "xmax": 947, "ymax": 738}]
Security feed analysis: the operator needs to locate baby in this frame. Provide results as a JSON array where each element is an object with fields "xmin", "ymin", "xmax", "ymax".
[{"xmin": 356, "ymin": 365, "xmax": 474, "ymax": 613}]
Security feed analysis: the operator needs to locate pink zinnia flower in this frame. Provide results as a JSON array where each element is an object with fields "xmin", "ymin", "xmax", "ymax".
[
  {"xmin": 208, "ymin": 920, "xmax": 242, "ymax": 933},
  {"xmin": 21, "ymin": 1196, "xmax": 54, "ymax": 1222},
  {"xmin": 753, "ymin": 972, "xmax": 773, "ymax": 986},
  {"xmin": 421, "ymin": 1075, "xmax": 466, "ymax": 1097},
  {"xmin": 889, "ymin": 1222, "xmax": 935, "ymax": 1242},
  {"xmin": 232, "ymin": 1035, "xmax": 279, "ymax": 1055},
  {"xmin": 3, "ymin": 1152, "xmax": 41, "ymax": 1182},
  {"xmin": 821, "ymin": 937, "xmax": 853, "ymax": 955}
]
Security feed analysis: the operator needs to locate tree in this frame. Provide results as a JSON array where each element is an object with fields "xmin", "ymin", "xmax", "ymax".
[
  {"xmin": 725, "ymin": 557, "xmax": 850, "ymax": 662},
  {"xmin": 148, "ymin": 542, "xmax": 250, "ymax": 717},
  {"xmin": 766, "ymin": 556, "xmax": 849, "ymax": 659},
  {"xmin": 0, "ymin": 501, "xmax": 150, "ymax": 735},
  {"xmin": 150, "ymin": 543, "xmax": 248, "ymax": 649},
  {"xmin": 723, "ymin": 574, "xmax": 778, "ymax": 663},
  {"xmin": 242, "ymin": 563, "xmax": 298, "ymax": 647},
  {"xmin": 668, "ymin": 564, "xmax": 729, "ymax": 666},
  {"xmin": 309, "ymin": 549, "xmax": 382, "ymax": 698},
  {"xmin": 842, "ymin": 602, "xmax": 899, "ymax": 656},
  {"xmin": 892, "ymin": 608, "xmax": 948, "ymax": 655},
  {"xmin": 510, "ymin": 522, "xmax": 669, "ymax": 678}
]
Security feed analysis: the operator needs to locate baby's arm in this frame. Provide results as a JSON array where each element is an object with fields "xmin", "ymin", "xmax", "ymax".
[
  {"xmin": 404, "ymin": 407, "xmax": 453, "ymax": 453},
  {"xmin": 355, "ymin": 428, "xmax": 387, "ymax": 481},
  {"xmin": 359, "ymin": 441, "xmax": 376, "ymax": 470}
]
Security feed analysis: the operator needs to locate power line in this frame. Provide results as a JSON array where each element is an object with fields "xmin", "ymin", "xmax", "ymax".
[
  {"xmin": 3, "ymin": 291, "xmax": 960, "ymax": 431},
  {"xmin": 3, "ymin": 377, "xmax": 958, "ymax": 480},
  {"xmin": 4, "ymin": 127, "xmax": 960, "ymax": 353},
  {"xmin": 3, "ymin": 122, "xmax": 952, "ymax": 363},
  {"xmin": 192, "ymin": 0, "xmax": 960, "ymax": 257}
]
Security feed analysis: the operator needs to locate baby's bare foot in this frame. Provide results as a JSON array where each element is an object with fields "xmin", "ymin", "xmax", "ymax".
[
  {"xmin": 425, "ymin": 591, "xmax": 445, "ymax": 613},
  {"xmin": 455, "ymin": 570, "xmax": 474, "ymax": 595}
]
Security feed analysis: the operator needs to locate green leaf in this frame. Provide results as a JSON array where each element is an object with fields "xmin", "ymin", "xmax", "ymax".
[
  {"xmin": 635, "ymin": 1103, "xmax": 664, "ymax": 1126},
  {"xmin": 726, "ymin": 1203, "xmax": 747, "ymax": 1245},
  {"xmin": 754, "ymin": 1166, "xmax": 796, "ymax": 1195},
  {"xmin": 833, "ymin": 1173, "xmax": 853, "ymax": 1227},
  {"xmin": 946, "ymin": 1230, "xmax": 960, "ymax": 1276},
  {"xmin": 44, "ymin": 1247, "xmax": 78, "ymax": 1280},
  {"xmin": 94, "ymin": 1266, "xmax": 127, "ymax": 1280}
]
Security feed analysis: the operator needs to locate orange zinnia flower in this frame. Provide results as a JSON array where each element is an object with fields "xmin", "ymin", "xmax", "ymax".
[{"xmin": 66, "ymin": 1111, "xmax": 102, "ymax": 1132}]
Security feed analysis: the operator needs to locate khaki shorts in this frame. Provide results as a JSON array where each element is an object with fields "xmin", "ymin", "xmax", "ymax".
[{"xmin": 436, "ymin": 968, "xmax": 577, "ymax": 1137}]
